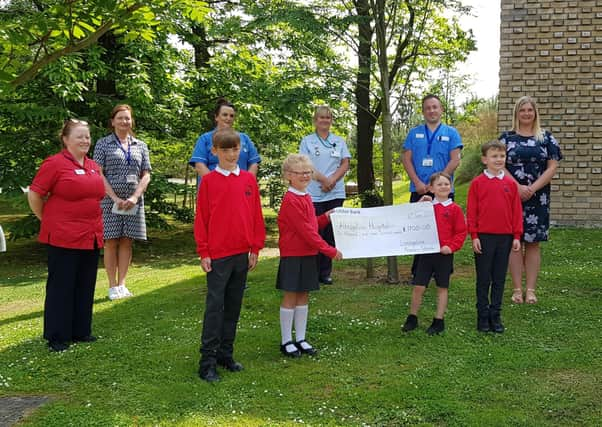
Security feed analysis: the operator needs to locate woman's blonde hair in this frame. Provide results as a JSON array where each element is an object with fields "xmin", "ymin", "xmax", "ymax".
[
  {"xmin": 313, "ymin": 105, "xmax": 333, "ymax": 122},
  {"xmin": 512, "ymin": 96, "xmax": 544, "ymax": 142},
  {"xmin": 282, "ymin": 153, "xmax": 313, "ymax": 177}
]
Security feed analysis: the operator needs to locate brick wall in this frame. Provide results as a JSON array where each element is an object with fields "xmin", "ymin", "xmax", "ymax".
[{"xmin": 498, "ymin": 0, "xmax": 602, "ymax": 227}]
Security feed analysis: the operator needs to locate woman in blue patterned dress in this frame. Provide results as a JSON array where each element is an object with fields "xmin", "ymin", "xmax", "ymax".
[
  {"xmin": 499, "ymin": 96, "xmax": 562, "ymax": 304},
  {"xmin": 93, "ymin": 105, "xmax": 152, "ymax": 300}
]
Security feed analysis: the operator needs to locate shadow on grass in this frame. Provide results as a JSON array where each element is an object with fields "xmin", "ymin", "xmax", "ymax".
[
  {"xmin": 2, "ymin": 228, "xmax": 602, "ymax": 425},
  {"xmin": 2, "ymin": 258, "xmax": 348, "ymax": 425}
]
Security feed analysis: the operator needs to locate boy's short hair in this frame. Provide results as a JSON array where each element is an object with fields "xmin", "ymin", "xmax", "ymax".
[
  {"xmin": 428, "ymin": 171, "xmax": 452, "ymax": 186},
  {"xmin": 481, "ymin": 140, "xmax": 506, "ymax": 156},
  {"xmin": 212, "ymin": 128, "xmax": 240, "ymax": 149}
]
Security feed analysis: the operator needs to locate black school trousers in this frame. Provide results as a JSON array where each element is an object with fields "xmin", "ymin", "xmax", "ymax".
[
  {"xmin": 473, "ymin": 233, "xmax": 513, "ymax": 318},
  {"xmin": 200, "ymin": 252, "xmax": 248, "ymax": 367}
]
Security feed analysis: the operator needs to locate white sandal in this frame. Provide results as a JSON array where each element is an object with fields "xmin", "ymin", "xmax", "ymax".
[
  {"xmin": 525, "ymin": 289, "xmax": 537, "ymax": 304},
  {"xmin": 511, "ymin": 288, "xmax": 524, "ymax": 304}
]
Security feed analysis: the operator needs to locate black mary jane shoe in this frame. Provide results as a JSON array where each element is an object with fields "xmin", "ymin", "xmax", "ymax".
[
  {"xmin": 319, "ymin": 276, "xmax": 333, "ymax": 285},
  {"xmin": 295, "ymin": 340, "xmax": 318, "ymax": 356},
  {"xmin": 280, "ymin": 341, "xmax": 301, "ymax": 358}
]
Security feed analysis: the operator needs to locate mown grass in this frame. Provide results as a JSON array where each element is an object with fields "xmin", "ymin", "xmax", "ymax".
[{"xmin": 1, "ymin": 187, "xmax": 601, "ymax": 426}]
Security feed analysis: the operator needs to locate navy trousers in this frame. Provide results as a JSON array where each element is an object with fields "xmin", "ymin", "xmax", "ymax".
[
  {"xmin": 44, "ymin": 245, "xmax": 99, "ymax": 343},
  {"xmin": 312, "ymin": 198, "xmax": 344, "ymax": 279}
]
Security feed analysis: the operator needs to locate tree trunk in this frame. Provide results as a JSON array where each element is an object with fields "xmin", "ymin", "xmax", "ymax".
[
  {"xmin": 355, "ymin": 0, "xmax": 382, "ymax": 210},
  {"xmin": 355, "ymin": 0, "xmax": 380, "ymax": 279},
  {"xmin": 373, "ymin": 0, "xmax": 398, "ymax": 283},
  {"xmin": 191, "ymin": 24, "xmax": 211, "ymax": 71},
  {"xmin": 96, "ymin": 32, "xmax": 117, "ymax": 96}
]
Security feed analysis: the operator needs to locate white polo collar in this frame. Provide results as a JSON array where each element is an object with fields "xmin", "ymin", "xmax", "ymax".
[
  {"xmin": 215, "ymin": 165, "xmax": 240, "ymax": 176},
  {"xmin": 484, "ymin": 169, "xmax": 505, "ymax": 180},
  {"xmin": 288, "ymin": 186, "xmax": 307, "ymax": 196},
  {"xmin": 433, "ymin": 198, "xmax": 453, "ymax": 206}
]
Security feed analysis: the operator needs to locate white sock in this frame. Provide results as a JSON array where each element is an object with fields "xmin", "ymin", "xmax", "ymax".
[
  {"xmin": 294, "ymin": 305, "xmax": 309, "ymax": 343},
  {"xmin": 280, "ymin": 307, "xmax": 295, "ymax": 345}
]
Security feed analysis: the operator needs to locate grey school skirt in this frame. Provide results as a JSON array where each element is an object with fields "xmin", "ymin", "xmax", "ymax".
[{"xmin": 276, "ymin": 255, "xmax": 320, "ymax": 292}]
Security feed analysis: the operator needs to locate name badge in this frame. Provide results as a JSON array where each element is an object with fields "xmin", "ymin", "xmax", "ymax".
[
  {"xmin": 440, "ymin": 136, "xmax": 450, "ymax": 142},
  {"xmin": 331, "ymin": 149, "xmax": 341, "ymax": 158},
  {"xmin": 416, "ymin": 133, "xmax": 425, "ymax": 138},
  {"xmin": 422, "ymin": 157, "xmax": 434, "ymax": 167},
  {"xmin": 74, "ymin": 169, "xmax": 85, "ymax": 175},
  {"xmin": 126, "ymin": 174, "xmax": 138, "ymax": 184}
]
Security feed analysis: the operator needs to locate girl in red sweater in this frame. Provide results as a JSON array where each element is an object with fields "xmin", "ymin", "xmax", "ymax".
[
  {"xmin": 401, "ymin": 172, "xmax": 467, "ymax": 335},
  {"xmin": 277, "ymin": 154, "xmax": 342, "ymax": 357}
]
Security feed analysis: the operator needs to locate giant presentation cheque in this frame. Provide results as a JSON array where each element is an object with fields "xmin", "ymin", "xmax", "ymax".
[{"xmin": 330, "ymin": 203, "xmax": 440, "ymax": 259}]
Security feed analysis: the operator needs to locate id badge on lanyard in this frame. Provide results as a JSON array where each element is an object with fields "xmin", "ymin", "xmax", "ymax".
[{"xmin": 424, "ymin": 124, "xmax": 441, "ymax": 168}]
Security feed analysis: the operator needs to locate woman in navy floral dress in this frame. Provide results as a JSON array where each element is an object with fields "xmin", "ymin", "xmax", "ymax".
[{"xmin": 499, "ymin": 96, "xmax": 562, "ymax": 304}]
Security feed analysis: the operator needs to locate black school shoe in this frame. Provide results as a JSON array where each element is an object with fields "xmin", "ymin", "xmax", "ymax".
[
  {"xmin": 217, "ymin": 358, "xmax": 244, "ymax": 372},
  {"xmin": 489, "ymin": 313, "xmax": 505, "ymax": 333},
  {"xmin": 295, "ymin": 340, "xmax": 317, "ymax": 356},
  {"xmin": 280, "ymin": 341, "xmax": 301, "ymax": 358},
  {"xmin": 477, "ymin": 315, "xmax": 491, "ymax": 332},
  {"xmin": 199, "ymin": 364, "xmax": 220, "ymax": 382},
  {"xmin": 401, "ymin": 314, "xmax": 418, "ymax": 332},
  {"xmin": 426, "ymin": 318, "xmax": 445, "ymax": 335},
  {"xmin": 48, "ymin": 341, "xmax": 69, "ymax": 352},
  {"xmin": 73, "ymin": 335, "xmax": 97, "ymax": 343}
]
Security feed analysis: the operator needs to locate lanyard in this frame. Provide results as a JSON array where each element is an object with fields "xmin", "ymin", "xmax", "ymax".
[
  {"xmin": 115, "ymin": 133, "xmax": 131, "ymax": 165},
  {"xmin": 424, "ymin": 124, "xmax": 441, "ymax": 156},
  {"xmin": 315, "ymin": 132, "xmax": 336, "ymax": 149}
]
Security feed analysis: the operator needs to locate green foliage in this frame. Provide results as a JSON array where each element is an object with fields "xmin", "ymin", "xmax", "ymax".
[
  {"xmin": 143, "ymin": 174, "xmax": 195, "ymax": 229},
  {"xmin": 0, "ymin": 0, "xmax": 209, "ymax": 89},
  {"xmin": 4, "ymin": 213, "xmax": 39, "ymax": 241},
  {"xmin": 454, "ymin": 96, "xmax": 499, "ymax": 184}
]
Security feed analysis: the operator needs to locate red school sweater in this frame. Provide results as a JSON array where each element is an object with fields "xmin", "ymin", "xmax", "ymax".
[
  {"xmin": 194, "ymin": 170, "xmax": 265, "ymax": 259},
  {"xmin": 433, "ymin": 200, "xmax": 467, "ymax": 252},
  {"xmin": 466, "ymin": 173, "xmax": 523, "ymax": 240},
  {"xmin": 277, "ymin": 190, "xmax": 337, "ymax": 258}
]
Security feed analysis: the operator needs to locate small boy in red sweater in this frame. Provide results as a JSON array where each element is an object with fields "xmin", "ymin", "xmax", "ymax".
[
  {"xmin": 194, "ymin": 129, "xmax": 265, "ymax": 382},
  {"xmin": 401, "ymin": 172, "xmax": 467, "ymax": 335},
  {"xmin": 467, "ymin": 140, "xmax": 523, "ymax": 333}
]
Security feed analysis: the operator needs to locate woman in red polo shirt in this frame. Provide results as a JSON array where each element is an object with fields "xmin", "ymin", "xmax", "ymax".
[{"xmin": 28, "ymin": 119, "xmax": 105, "ymax": 352}]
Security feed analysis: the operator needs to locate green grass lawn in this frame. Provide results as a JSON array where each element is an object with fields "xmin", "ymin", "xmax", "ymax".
[{"xmin": 1, "ymin": 188, "xmax": 601, "ymax": 426}]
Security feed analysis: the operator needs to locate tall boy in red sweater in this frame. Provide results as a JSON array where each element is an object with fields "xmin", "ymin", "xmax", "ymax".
[
  {"xmin": 467, "ymin": 140, "xmax": 523, "ymax": 333},
  {"xmin": 194, "ymin": 129, "xmax": 265, "ymax": 382}
]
